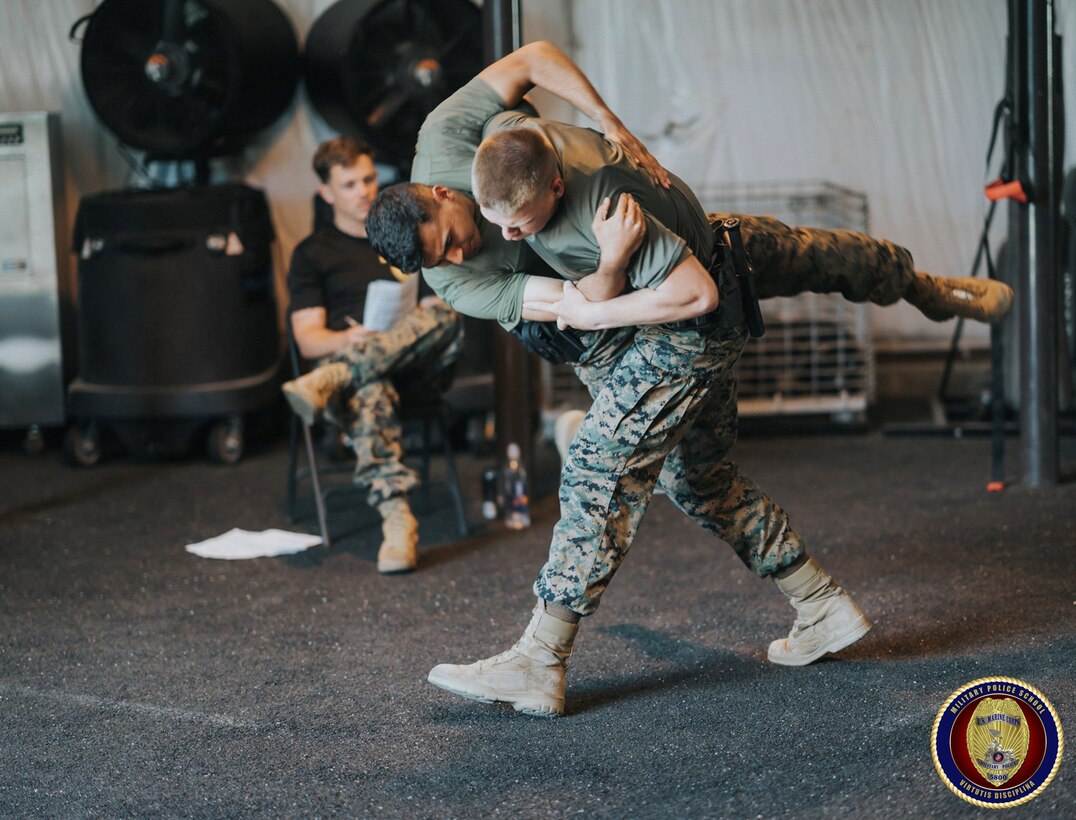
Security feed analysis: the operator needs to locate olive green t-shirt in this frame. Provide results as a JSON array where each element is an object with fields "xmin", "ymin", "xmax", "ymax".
[
  {"xmin": 482, "ymin": 111, "xmax": 714, "ymax": 291},
  {"xmin": 413, "ymin": 78, "xmax": 552, "ymax": 329},
  {"xmin": 412, "ymin": 77, "xmax": 714, "ymax": 327}
]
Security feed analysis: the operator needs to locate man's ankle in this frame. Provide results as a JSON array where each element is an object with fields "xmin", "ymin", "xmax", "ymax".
[
  {"xmin": 774, "ymin": 553, "xmax": 809, "ymax": 580},
  {"xmin": 543, "ymin": 600, "xmax": 581, "ymax": 624}
]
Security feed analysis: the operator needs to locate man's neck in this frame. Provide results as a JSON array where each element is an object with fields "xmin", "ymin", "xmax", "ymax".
[
  {"xmin": 461, "ymin": 192, "xmax": 479, "ymax": 223},
  {"xmin": 334, "ymin": 213, "xmax": 367, "ymax": 239}
]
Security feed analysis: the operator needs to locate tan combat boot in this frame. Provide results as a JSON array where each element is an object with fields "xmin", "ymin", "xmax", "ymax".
[
  {"xmin": 281, "ymin": 362, "xmax": 351, "ymax": 426},
  {"xmin": 907, "ymin": 272, "xmax": 1014, "ymax": 323},
  {"xmin": 768, "ymin": 557, "xmax": 871, "ymax": 666},
  {"xmin": 376, "ymin": 496, "xmax": 419, "ymax": 574},
  {"xmin": 427, "ymin": 601, "xmax": 579, "ymax": 716}
]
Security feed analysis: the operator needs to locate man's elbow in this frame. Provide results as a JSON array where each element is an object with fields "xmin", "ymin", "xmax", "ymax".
[{"xmin": 687, "ymin": 280, "xmax": 719, "ymax": 317}]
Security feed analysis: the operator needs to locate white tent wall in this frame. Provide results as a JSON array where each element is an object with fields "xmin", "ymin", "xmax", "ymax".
[
  {"xmin": 567, "ymin": 0, "xmax": 1075, "ymax": 348},
  {"xmin": 1, "ymin": 0, "xmax": 1072, "ymax": 350}
]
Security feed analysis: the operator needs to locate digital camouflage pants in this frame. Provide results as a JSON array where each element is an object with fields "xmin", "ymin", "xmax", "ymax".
[
  {"xmin": 327, "ymin": 302, "xmax": 463, "ymax": 507},
  {"xmin": 709, "ymin": 212, "xmax": 917, "ymax": 305},
  {"xmin": 535, "ymin": 323, "xmax": 805, "ymax": 616},
  {"xmin": 533, "ymin": 214, "xmax": 920, "ymax": 614}
]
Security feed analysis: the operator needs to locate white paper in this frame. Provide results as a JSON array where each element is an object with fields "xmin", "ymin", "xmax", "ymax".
[
  {"xmin": 185, "ymin": 528, "xmax": 322, "ymax": 560},
  {"xmin": 362, "ymin": 274, "xmax": 419, "ymax": 332}
]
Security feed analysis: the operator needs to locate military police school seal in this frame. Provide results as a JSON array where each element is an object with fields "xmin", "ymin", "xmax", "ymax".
[{"xmin": 932, "ymin": 677, "xmax": 1064, "ymax": 808}]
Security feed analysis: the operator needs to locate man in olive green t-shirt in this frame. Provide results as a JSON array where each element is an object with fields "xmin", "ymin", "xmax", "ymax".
[
  {"xmin": 367, "ymin": 50, "xmax": 1011, "ymax": 332},
  {"xmin": 357, "ymin": 41, "xmax": 1014, "ymax": 717},
  {"xmin": 364, "ymin": 41, "xmax": 886, "ymax": 719}
]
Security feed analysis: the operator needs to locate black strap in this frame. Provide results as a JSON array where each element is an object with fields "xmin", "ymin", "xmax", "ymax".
[
  {"xmin": 510, "ymin": 320, "xmax": 587, "ymax": 365},
  {"xmin": 665, "ymin": 222, "xmax": 755, "ymax": 335}
]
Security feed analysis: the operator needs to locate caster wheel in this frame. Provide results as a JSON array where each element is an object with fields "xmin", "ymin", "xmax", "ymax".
[
  {"xmin": 207, "ymin": 417, "xmax": 244, "ymax": 465},
  {"xmin": 64, "ymin": 424, "xmax": 102, "ymax": 467}
]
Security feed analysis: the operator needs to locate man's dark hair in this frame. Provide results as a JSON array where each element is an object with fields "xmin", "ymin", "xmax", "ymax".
[
  {"xmin": 312, "ymin": 136, "xmax": 375, "ymax": 183},
  {"xmin": 366, "ymin": 183, "xmax": 434, "ymax": 273}
]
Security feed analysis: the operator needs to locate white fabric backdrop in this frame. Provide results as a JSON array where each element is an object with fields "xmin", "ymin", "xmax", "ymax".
[
  {"xmin": 568, "ymin": 0, "xmax": 1075, "ymax": 345},
  {"xmin": 1, "ymin": 0, "xmax": 1072, "ymax": 347}
]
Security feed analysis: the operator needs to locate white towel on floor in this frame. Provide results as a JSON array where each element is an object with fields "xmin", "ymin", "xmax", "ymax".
[{"xmin": 185, "ymin": 528, "xmax": 322, "ymax": 560}]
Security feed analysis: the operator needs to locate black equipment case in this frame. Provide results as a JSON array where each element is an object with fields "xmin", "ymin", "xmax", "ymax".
[{"xmin": 66, "ymin": 184, "xmax": 281, "ymax": 463}]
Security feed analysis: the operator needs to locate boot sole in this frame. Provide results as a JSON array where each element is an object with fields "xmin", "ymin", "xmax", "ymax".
[
  {"xmin": 426, "ymin": 670, "xmax": 563, "ymax": 717},
  {"xmin": 377, "ymin": 562, "xmax": 417, "ymax": 574},
  {"xmin": 767, "ymin": 616, "xmax": 872, "ymax": 667},
  {"xmin": 951, "ymin": 302, "xmax": 1012, "ymax": 324}
]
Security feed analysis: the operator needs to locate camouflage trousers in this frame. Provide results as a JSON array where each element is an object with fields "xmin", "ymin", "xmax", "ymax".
[
  {"xmin": 325, "ymin": 302, "xmax": 463, "ymax": 506},
  {"xmin": 708, "ymin": 213, "xmax": 917, "ymax": 305},
  {"xmin": 535, "ymin": 323, "xmax": 805, "ymax": 616}
]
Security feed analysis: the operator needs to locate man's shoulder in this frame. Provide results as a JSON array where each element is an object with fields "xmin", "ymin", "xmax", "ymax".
[
  {"xmin": 293, "ymin": 227, "xmax": 382, "ymax": 269},
  {"xmin": 415, "ymin": 80, "xmax": 548, "ymax": 189},
  {"xmin": 420, "ymin": 77, "xmax": 504, "ymax": 133},
  {"xmin": 414, "ymin": 78, "xmax": 507, "ymax": 187}
]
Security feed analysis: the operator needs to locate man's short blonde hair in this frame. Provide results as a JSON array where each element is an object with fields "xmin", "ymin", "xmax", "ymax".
[{"xmin": 472, "ymin": 128, "xmax": 558, "ymax": 213}]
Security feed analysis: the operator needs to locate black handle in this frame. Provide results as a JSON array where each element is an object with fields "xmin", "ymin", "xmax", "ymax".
[{"xmin": 721, "ymin": 218, "xmax": 765, "ymax": 338}]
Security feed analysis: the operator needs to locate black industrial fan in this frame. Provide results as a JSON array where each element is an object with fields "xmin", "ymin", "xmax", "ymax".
[
  {"xmin": 77, "ymin": 0, "xmax": 300, "ymax": 160},
  {"xmin": 304, "ymin": 0, "xmax": 484, "ymax": 170},
  {"xmin": 66, "ymin": 0, "xmax": 299, "ymax": 465}
]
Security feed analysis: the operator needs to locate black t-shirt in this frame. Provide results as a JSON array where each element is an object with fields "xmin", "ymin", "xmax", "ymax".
[{"xmin": 287, "ymin": 225, "xmax": 396, "ymax": 331}]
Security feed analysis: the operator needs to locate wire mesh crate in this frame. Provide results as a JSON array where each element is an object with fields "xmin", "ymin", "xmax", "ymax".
[
  {"xmin": 537, "ymin": 181, "xmax": 875, "ymax": 424},
  {"xmin": 699, "ymin": 181, "xmax": 876, "ymax": 420}
]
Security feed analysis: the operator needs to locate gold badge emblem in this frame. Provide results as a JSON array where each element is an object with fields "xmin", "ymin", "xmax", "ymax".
[{"xmin": 966, "ymin": 696, "xmax": 1030, "ymax": 786}]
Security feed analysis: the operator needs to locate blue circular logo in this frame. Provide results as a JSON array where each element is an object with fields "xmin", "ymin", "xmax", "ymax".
[{"xmin": 932, "ymin": 677, "xmax": 1063, "ymax": 808}]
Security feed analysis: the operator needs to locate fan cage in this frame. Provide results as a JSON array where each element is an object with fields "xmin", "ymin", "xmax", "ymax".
[{"xmin": 538, "ymin": 181, "xmax": 875, "ymax": 425}]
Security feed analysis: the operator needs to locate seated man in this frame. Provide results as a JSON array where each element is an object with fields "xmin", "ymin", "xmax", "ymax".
[{"xmin": 283, "ymin": 136, "xmax": 463, "ymax": 574}]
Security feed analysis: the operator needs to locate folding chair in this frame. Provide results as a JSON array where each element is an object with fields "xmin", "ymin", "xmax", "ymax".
[{"xmin": 284, "ymin": 330, "xmax": 468, "ymax": 547}]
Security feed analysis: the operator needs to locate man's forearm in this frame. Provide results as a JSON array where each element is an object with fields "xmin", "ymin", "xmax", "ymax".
[
  {"xmin": 555, "ymin": 256, "xmax": 718, "ymax": 330},
  {"xmin": 523, "ymin": 269, "xmax": 628, "ymax": 319},
  {"xmin": 524, "ymin": 43, "xmax": 620, "ymax": 130},
  {"xmin": 579, "ymin": 287, "xmax": 711, "ymax": 329},
  {"xmin": 294, "ymin": 326, "xmax": 355, "ymax": 360},
  {"xmin": 479, "ymin": 40, "xmax": 620, "ymax": 130},
  {"xmin": 575, "ymin": 265, "xmax": 626, "ymax": 303},
  {"xmin": 521, "ymin": 275, "xmax": 570, "ymax": 322}
]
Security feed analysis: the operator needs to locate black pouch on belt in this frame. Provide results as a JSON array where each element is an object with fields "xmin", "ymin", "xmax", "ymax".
[
  {"xmin": 718, "ymin": 217, "xmax": 765, "ymax": 337},
  {"xmin": 667, "ymin": 219, "xmax": 757, "ymax": 336},
  {"xmin": 510, "ymin": 320, "xmax": 587, "ymax": 364}
]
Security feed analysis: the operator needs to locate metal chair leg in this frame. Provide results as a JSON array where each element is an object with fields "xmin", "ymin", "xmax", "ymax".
[
  {"xmin": 420, "ymin": 416, "xmax": 432, "ymax": 485},
  {"xmin": 301, "ymin": 422, "xmax": 331, "ymax": 547},
  {"xmin": 437, "ymin": 409, "xmax": 469, "ymax": 537},
  {"xmin": 286, "ymin": 414, "xmax": 300, "ymax": 522}
]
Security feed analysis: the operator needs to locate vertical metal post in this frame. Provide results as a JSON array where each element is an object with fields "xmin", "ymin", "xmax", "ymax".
[
  {"xmin": 484, "ymin": 0, "xmax": 522, "ymax": 56},
  {"xmin": 484, "ymin": 0, "xmax": 534, "ymax": 472},
  {"xmin": 1018, "ymin": 0, "xmax": 1059, "ymax": 485}
]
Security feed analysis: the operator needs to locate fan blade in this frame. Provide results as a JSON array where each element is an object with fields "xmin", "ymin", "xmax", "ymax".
[
  {"xmin": 434, "ymin": 19, "xmax": 479, "ymax": 61},
  {"xmin": 161, "ymin": 0, "xmax": 184, "ymax": 44},
  {"xmin": 366, "ymin": 88, "xmax": 413, "ymax": 129}
]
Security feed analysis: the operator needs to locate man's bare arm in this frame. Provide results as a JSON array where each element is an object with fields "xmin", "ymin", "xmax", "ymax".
[
  {"xmin": 477, "ymin": 40, "xmax": 669, "ymax": 188},
  {"xmin": 520, "ymin": 194, "xmax": 645, "ymax": 312},
  {"xmin": 575, "ymin": 193, "xmax": 646, "ymax": 303},
  {"xmin": 521, "ymin": 276, "xmax": 570, "ymax": 322},
  {"xmin": 524, "ymin": 255, "xmax": 718, "ymax": 331},
  {"xmin": 291, "ymin": 307, "xmax": 371, "ymax": 360}
]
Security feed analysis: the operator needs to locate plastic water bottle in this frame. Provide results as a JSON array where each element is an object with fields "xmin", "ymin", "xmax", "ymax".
[
  {"xmin": 481, "ymin": 468, "xmax": 500, "ymax": 521},
  {"xmin": 502, "ymin": 442, "xmax": 531, "ymax": 530}
]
